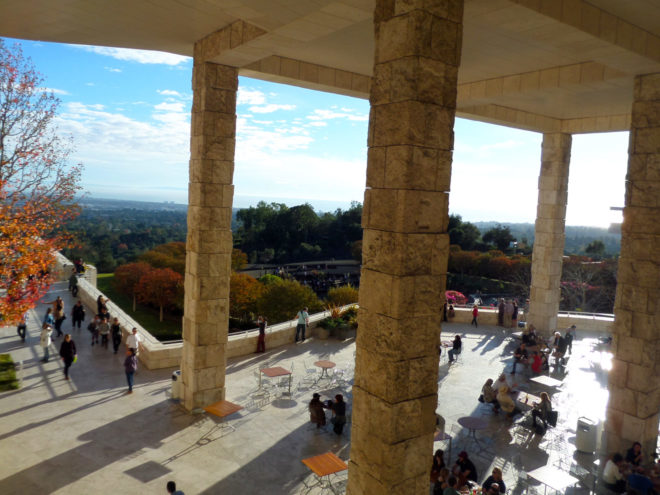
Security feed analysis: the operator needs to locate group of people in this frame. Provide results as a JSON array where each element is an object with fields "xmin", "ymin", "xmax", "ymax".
[
  {"xmin": 603, "ymin": 441, "xmax": 660, "ymax": 493},
  {"xmin": 497, "ymin": 298, "xmax": 519, "ymax": 328},
  {"xmin": 308, "ymin": 392, "xmax": 347, "ymax": 435},
  {"xmin": 431, "ymin": 449, "xmax": 508, "ymax": 494},
  {"xmin": 512, "ymin": 324, "xmax": 575, "ymax": 374},
  {"xmin": 35, "ymin": 294, "xmax": 142, "ymax": 393}
]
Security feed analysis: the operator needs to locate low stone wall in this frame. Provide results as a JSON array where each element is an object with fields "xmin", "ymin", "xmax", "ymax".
[
  {"xmin": 52, "ymin": 252, "xmax": 335, "ymax": 369},
  {"xmin": 53, "ymin": 252, "xmax": 98, "ymax": 287},
  {"xmin": 450, "ymin": 306, "xmax": 613, "ymax": 333}
]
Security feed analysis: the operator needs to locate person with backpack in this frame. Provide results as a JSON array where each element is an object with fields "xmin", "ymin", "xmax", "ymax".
[{"xmin": 71, "ymin": 300, "xmax": 85, "ymax": 331}]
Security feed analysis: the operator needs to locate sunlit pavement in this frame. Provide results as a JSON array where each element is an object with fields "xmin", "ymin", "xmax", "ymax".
[{"xmin": 0, "ymin": 283, "xmax": 612, "ymax": 494}]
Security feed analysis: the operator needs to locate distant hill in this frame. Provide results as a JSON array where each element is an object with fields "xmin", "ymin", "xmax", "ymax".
[{"xmin": 473, "ymin": 221, "xmax": 621, "ymax": 255}]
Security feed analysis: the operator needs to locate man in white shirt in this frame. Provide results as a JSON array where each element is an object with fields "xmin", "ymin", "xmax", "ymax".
[
  {"xmin": 295, "ymin": 307, "xmax": 309, "ymax": 343},
  {"xmin": 602, "ymin": 453, "xmax": 626, "ymax": 493},
  {"xmin": 126, "ymin": 327, "xmax": 141, "ymax": 354}
]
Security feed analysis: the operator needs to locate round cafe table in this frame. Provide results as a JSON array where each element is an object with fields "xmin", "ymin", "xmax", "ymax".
[
  {"xmin": 458, "ymin": 416, "xmax": 488, "ymax": 450},
  {"xmin": 314, "ymin": 360, "xmax": 336, "ymax": 380}
]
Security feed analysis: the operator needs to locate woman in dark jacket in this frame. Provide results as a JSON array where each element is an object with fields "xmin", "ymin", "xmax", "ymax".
[
  {"xmin": 59, "ymin": 334, "xmax": 77, "ymax": 380},
  {"xmin": 124, "ymin": 349, "xmax": 138, "ymax": 394},
  {"xmin": 309, "ymin": 393, "xmax": 326, "ymax": 428}
]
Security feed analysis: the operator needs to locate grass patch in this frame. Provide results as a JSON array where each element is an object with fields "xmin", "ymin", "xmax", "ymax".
[
  {"xmin": 97, "ymin": 274, "xmax": 182, "ymax": 341},
  {"xmin": 0, "ymin": 354, "xmax": 19, "ymax": 391}
]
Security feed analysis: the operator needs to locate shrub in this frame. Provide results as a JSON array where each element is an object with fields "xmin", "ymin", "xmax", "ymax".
[
  {"xmin": 256, "ymin": 279, "xmax": 321, "ymax": 324},
  {"xmin": 326, "ymin": 284, "xmax": 359, "ymax": 306},
  {"xmin": 258, "ymin": 274, "xmax": 282, "ymax": 286}
]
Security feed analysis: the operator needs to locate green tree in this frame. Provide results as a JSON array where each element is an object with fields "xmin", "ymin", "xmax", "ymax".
[
  {"xmin": 256, "ymin": 279, "xmax": 320, "ymax": 324},
  {"xmin": 448, "ymin": 215, "xmax": 482, "ymax": 251},
  {"xmin": 483, "ymin": 225, "xmax": 516, "ymax": 251},
  {"xmin": 585, "ymin": 240, "xmax": 606, "ymax": 259}
]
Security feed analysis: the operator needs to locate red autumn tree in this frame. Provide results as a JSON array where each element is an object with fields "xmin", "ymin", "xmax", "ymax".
[
  {"xmin": 114, "ymin": 262, "xmax": 153, "ymax": 312},
  {"xmin": 0, "ymin": 40, "xmax": 82, "ymax": 323},
  {"xmin": 229, "ymin": 273, "xmax": 263, "ymax": 320},
  {"xmin": 136, "ymin": 268, "xmax": 183, "ymax": 322}
]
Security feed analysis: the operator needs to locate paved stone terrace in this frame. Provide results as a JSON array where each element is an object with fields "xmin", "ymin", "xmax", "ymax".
[{"xmin": 0, "ymin": 282, "xmax": 613, "ymax": 494}]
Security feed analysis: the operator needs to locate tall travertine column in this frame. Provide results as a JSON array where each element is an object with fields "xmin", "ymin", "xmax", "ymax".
[
  {"xmin": 527, "ymin": 133, "xmax": 571, "ymax": 336},
  {"xmin": 348, "ymin": 1, "xmax": 463, "ymax": 493},
  {"xmin": 181, "ymin": 61, "xmax": 236, "ymax": 411},
  {"xmin": 605, "ymin": 73, "xmax": 660, "ymax": 462}
]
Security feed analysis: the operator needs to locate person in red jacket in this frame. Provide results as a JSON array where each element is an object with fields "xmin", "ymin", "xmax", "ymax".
[{"xmin": 471, "ymin": 304, "xmax": 479, "ymax": 327}]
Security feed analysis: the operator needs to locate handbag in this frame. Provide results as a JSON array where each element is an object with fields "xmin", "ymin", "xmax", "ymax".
[{"xmin": 547, "ymin": 410, "xmax": 558, "ymax": 427}]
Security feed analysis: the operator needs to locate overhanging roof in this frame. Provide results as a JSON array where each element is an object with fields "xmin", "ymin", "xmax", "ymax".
[{"xmin": 1, "ymin": 0, "xmax": 659, "ymax": 133}]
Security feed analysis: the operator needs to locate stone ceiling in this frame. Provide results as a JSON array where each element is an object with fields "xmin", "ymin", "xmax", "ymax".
[{"xmin": 1, "ymin": 0, "xmax": 659, "ymax": 133}]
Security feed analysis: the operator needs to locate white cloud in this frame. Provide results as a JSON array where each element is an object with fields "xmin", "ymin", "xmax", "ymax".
[
  {"xmin": 104, "ymin": 66, "xmax": 122, "ymax": 73},
  {"xmin": 38, "ymin": 87, "xmax": 69, "ymax": 95},
  {"xmin": 157, "ymin": 89, "xmax": 181, "ymax": 96},
  {"xmin": 249, "ymin": 103, "xmax": 296, "ymax": 114},
  {"xmin": 155, "ymin": 102, "xmax": 185, "ymax": 112},
  {"xmin": 85, "ymin": 82, "xmax": 95, "ymax": 86},
  {"xmin": 307, "ymin": 109, "xmax": 368, "ymax": 122},
  {"xmin": 73, "ymin": 45, "xmax": 190, "ymax": 66},
  {"xmin": 237, "ymin": 88, "xmax": 266, "ymax": 105},
  {"xmin": 307, "ymin": 121, "xmax": 327, "ymax": 127}
]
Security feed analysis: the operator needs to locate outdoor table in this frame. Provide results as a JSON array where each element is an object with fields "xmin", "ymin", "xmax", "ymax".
[
  {"xmin": 203, "ymin": 400, "xmax": 243, "ymax": 432},
  {"xmin": 530, "ymin": 375, "xmax": 563, "ymax": 388},
  {"xmin": 527, "ymin": 465, "xmax": 578, "ymax": 494},
  {"xmin": 457, "ymin": 416, "xmax": 488, "ymax": 450},
  {"xmin": 314, "ymin": 360, "xmax": 336, "ymax": 380},
  {"xmin": 260, "ymin": 366, "xmax": 292, "ymax": 395},
  {"xmin": 301, "ymin": 452, "xmax": 347, "ymax": 493},
  {"xmin": 516, "ymin": 391, "xmax": 541, "ymax": 409}
]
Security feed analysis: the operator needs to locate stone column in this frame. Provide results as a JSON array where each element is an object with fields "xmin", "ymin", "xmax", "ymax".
[
  {"xmin": 181, "ymin": 61, "xmax": 236, "ymax": 411},
  {"xmin": 527, "ymin": 133, "xmax": 571, "ymax": 336},
  {"xmin": 605, "ymin": 73, "xmax": 660, "ymax": 462},
  {"xmin": 347, "ymin": 1, "xmax": 463, "ymax": 493}
]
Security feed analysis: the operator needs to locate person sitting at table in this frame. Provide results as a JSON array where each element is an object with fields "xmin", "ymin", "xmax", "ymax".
[
  {"xmin": 512, "ymin": 342, "xmax": 529, "ymax": 374},
  {"xmin": 480, "ymin": 379, "xmax": 500, "ymax": 412},
  {"xmin": 430, "ymin": 449, "xmax": 446, "ymax": 483},
  {"xmin": 603, "ymin": 453, "xmax": 627, "ymax": 493},
  {"xmin": 530, "ymin": 351, "xmax": 544, "ymax": 374},
  {"xmin": 482, "ymin": 467, "xmax": 506, "ymax": 493},
  {"xmin": 452, "ymin": 451, "xmax": 477, "ymax": 487},
  {"xmin": 448, "ymin": 335, "xmax": 462, "ymax": 363},
  {"xmin": 433, "ymin": 468, "xmax": 451, "ymax": 495},
  {"xmin": 309, "ymin": 393, "xmax": 326, "ymax": 429},
  {"xmin": 442, "ymin": 476, "xmax": 460, "ymax": 495},
  {"xmin": 551, "ymin": 331, "xmax": 568, "ymax": 365},
  {"xmin": 625, "ymin": 441, "xmax": 644, "ymax": 469},
  {"xmin": 496, "ymin": 385, "xmax": 520, "ymax": 419},
  {"xmin": 522, "ymin": 325, "xmax": 539, "ymax": 351},
  {"xmin": 531, "ymin": 392, "xmax": 553, "ymax": 430}
]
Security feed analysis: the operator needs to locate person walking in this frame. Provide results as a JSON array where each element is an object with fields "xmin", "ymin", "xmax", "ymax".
[
  {"xmin": 68, "ymin": 268, "xmax": 79, "ymax": 297},
  {"xmin": 16, "ymin": 314, "xmax": 27, "ymax": 341},
  {"xmin": 126, "ymin": 327, "xmax": 141, "ymax": 354},
  {"xmin": 98, "ymin": 317, "xmax": 110, "ymax": 349},
  {"xmin": 328, "ymin": 394, "xmax": 347, "ymax": 434},
  {"xmin": 471, "ymin": 304, "xmax": 479, "ymax": 327},
  {"xmin": 295, "ymin": 307, "xmax": 309, "ymax": 343},
  {"xmin": 40, "ymin": 323, "xmax": 53, "ymax": 362},
  {"xmin": 43, "ymin": 307, "xmax": 55, "ymax": 328},
  {"xmin": 565, "ymin": 324, "xmax": 576, "ymax": 354},
  {"xmin": 59, "ymin": 334, "xmax": 77, "ymax": 380},
  {"xmin": 88, "ymin": 315, "xmax": 100, "ymax": 346},
  {"xmin": 497, "ymin": 299, "xmax": 504, "ymax": 326},
  {"xmin": 309, "ymin": 393, "xmax": 326, "ymax": 428},
  {"xmin": 111, "ymin": 318, "xmax": 122, "ymax": 354},
  {"xmin": 256, "ymin": 316, "xmax": 266, "ymax": 353},
  {"xmin": 44, "ymin": 296, "xmax": 65, "ymax": 338},
  {"xmin": 71, "ymin": 300, "xmax": 85, "ymax": 331},
  {"xmin": 511, "ymin": 301, "xmax": 518, "ymax": 328},
  {"xmin": 124, "ymin": 348, "xmax": 138, "ymax": 394}
]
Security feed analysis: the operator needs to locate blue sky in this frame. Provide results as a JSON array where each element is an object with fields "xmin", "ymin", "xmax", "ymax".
[{"xmin": 5, "ymin": 38, "xmax": 629, "ymax": 227}]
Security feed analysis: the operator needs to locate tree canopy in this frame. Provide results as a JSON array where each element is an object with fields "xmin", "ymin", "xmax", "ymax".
[{"xmin": 0, "ymin": 40, "xmax": 82, "ymax": 322}]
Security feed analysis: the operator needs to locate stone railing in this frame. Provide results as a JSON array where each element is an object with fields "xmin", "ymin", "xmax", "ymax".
[
  {"xmin": 53, "ymin": 252, "xmax": 97, "ymax": 287},
  {"xmin": 448, "ymin": 306, "xmax": 613, "ymax": 332},
  {"xmin": 52, "ymin": 252, "xmax": 337, "ymax": 370}
]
